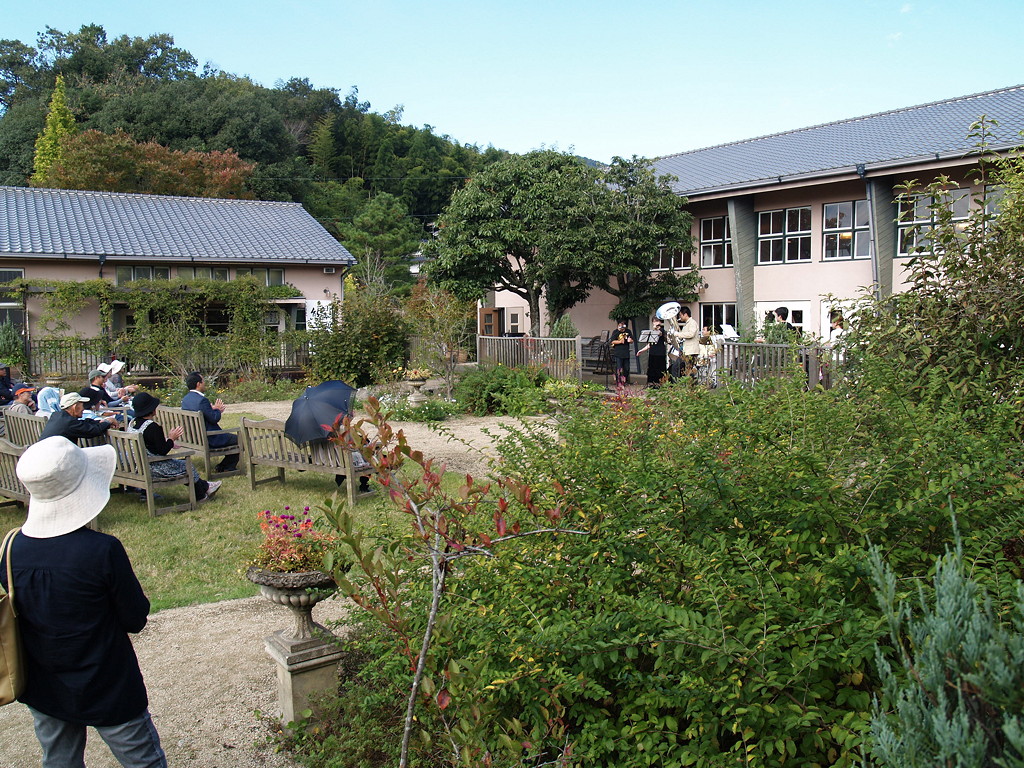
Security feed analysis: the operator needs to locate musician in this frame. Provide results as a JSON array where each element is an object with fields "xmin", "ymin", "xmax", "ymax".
[
  {"xmin": 676, "ymin": 306, "xmax": 700, "ymax": 381},
  {"xmin": 637, "ymin": 318, "xmax": 667, "ymax": 386},
  {"xmin": 608, "ymin": 319, "xmax": 634, "ymax": 384}
]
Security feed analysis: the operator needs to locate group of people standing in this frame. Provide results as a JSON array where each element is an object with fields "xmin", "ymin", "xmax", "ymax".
[{"xmin": 610, "ymin": 305, "xmax": 703, "ymax": 386}]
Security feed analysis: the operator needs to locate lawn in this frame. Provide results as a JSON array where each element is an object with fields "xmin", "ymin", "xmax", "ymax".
[{"xmin": 0, "ymin": 409, "xmax": 387, "ymax": 611}]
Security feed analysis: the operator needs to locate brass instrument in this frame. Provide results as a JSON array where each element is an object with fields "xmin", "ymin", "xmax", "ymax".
[{"xmin": 655, "ymin": 301, "xmax": 683, "ymax": 359}]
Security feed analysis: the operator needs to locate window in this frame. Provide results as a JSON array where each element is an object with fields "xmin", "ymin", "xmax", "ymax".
[
  {"xmin": 700, "ymin": 303, "xmax": 737, "ymax": 334},
  {"xmin": 236, "ymin": 267, "xmax": 285, "ymax": 286},
  {"xmin": 823, "ymin": 200, "xmax": 870, "ymax": 260},
  {"xmin": 654, "ymin": 246, "xmax": 692, "ymax": 271},
  {"xmin": 507, "ymin": 310, "xmax": 522, "ymax": 335},
  {"xmin": 292, "ymin": 307, "xmax": 307, "ymax": 332},
  {"xmin": 700, "ymin": 217, "xmax": 733, "ymax": 267},
  {"xmin": 178, "ymin": 266, "xmax": 229, "ymax": 281},
  {"xmin": 0, "ymin": 268, "xmax": 23, "ymax": 284},
  {"xmin": 115, "ymin": 265, "xmax": 171, "ymax": 285},
  {"xmin": 758, "ymin": 207, "xmax": 811, "ymax": 263},
  {"xmin": 897, "ymin": 188, "xmax": 969, "ymax": 257},
  {"xmin": 755, "ymin": 301, "xmax": 810, "ymax": 334}
]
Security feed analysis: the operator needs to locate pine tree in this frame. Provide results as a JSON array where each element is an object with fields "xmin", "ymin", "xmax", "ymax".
[
  {"xmin": 30, "ymin": 75, "xmax": 77, "ymax": 186},
  {"xmin": 867, "ymin": 535, "xmax": 1024, "ymax": 766}
]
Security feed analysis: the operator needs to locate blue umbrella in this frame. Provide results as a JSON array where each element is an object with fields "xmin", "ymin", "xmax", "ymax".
[{"xmin": 284, "ymin": 380, "xmax": 357, "ymax": 445}]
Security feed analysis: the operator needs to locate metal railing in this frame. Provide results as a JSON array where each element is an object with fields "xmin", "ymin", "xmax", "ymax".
[
  {"xmin": 477, "ymin": 336, "xmax": 583, "ymax": 381},
  {"xmin": 715, "ymin": 342, "xmax": 842, "ymax": 389}
]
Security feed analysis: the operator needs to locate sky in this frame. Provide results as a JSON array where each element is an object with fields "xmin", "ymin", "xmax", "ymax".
[{"xmin": 3, "ymin": 0, "xmax": 1022, "ymax": 164}]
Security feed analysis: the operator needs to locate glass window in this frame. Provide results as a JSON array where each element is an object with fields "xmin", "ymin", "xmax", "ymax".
[
  {"xmin": 654, "ymin": 247, "xmax": 692, "ymax": 271},
  {"xmin": 269, "ymin": 269, "xmax": 284, "ymax": 287},
  {"xmin": 0, "ymin": 268, "xmax": 24, "ymax": 284},
  {"xmin": 115, "ymin": 266, "xmax": 134, "ymax": 286},
  {"xmin": 897, "ymin": 188, "xmax": 970, "ymax": 257},
  {"xmin": 823, "ymin": 200, "xmax": 870, "ymax": 260},
  {"xmin": 758, "ymin": 207, "xmax": 811, "ymax": 264},
  {"xmin": 700, "ymin": 303, "xmax": 737, "ymax": 334},
  {"xmin": 700, "ymin": 216, "xmax": 733, "ymax": 267}
]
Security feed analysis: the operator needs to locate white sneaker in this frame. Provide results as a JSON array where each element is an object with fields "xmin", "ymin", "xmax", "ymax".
[{"xmin": 200, "ymin": 480, "xmax": 222, "ymax": 502}]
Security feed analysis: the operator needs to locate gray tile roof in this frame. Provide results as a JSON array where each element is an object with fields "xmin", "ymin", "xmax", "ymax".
[
  {"xmin": 653, "ymin": 85, "xmax": 1024, "ymax": 197},
  {"xmin": 0, "ymin": 186, "xmax": 355, "ymax": 264}
]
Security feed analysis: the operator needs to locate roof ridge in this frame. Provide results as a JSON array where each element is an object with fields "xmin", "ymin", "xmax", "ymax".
[
  {"xmin": 0, "ymin": 185, "xmax": 298, "ymax": 207},
  {"xmin": 654, "ymin": 83, "xmax": 1024, "ymax": 162}
]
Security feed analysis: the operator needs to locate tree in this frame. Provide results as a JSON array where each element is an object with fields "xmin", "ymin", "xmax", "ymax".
[
  {"xmin": 597, "ymin": 156, "xmax": 699, "ymax": 321},
  {"xmin": 341, "ymin": 193, "xmax": 422, "ymax": 295},
  {"xmin": 30, "ymin": 74, "xmax": 75, "ymax": 185},
  {"xmin": 43, "ymin": 129, "xmax": 255, "ymax": 197},
  {"xmin": 405, "ymin": 281, "xmax": 476, "ymax": 399},
  {"xmin": 429, "ymin": 150, "xmax": 606, "ymax": 335}
]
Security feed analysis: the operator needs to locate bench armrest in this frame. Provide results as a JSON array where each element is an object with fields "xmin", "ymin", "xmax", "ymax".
[
  {"xmin": 208, "ymin": 427, "xmax": 240, "ymax": 436},
  {"xmin": 146, "ymin": 448, "xmax": 196, "ymax": 463}
]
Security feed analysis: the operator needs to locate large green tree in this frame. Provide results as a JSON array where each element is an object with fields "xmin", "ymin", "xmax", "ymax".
[
  {"xmin": 429, "ymin": 150, "xmax": 606, "ymax": 334},
  {"xmin": 340, "ymin": 193, "xmax": 422, "ymax": 295},
  {"xmin": 429, "ymin": 152, "xmax": 699, "ymax": 331}
]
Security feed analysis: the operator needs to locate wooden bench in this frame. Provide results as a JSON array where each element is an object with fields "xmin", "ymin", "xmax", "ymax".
[
  {"xmin": 240, "ymin": 418, "xmax": 374, "ymax": 506},
  {"xmin": 4, "ymin": 411, "xmax": 47, "ymax": 448},
  {"xmin": 107, "ymin": 429, "xmax": 199, "ymax": 516},
  {"xmin": 0, "ymin": 438, "xmax": 28, "ymax": 506},
  {"xmin": 156, "ymin": 406, "xmax": 243, "ymax": 480}
]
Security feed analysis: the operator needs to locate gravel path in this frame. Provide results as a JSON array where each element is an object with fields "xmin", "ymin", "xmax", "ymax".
[{"xmin": 0, "ymin": 403, "xmax": 520, "ymax": 767}]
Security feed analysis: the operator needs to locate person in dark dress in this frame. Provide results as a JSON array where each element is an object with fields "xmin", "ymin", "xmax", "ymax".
[
  {"xmin": 0, "ymin": 437, "xmax": 167, "ymax": 767},
  {"xmin": 128, "ymin": 392, "xmax": 220, "ymax": 503},
  {"xmin": 636, "ymin": 318, "xmax": 668, "ymax": 386},
  {"xmin": 608, "ymin": 320, "xmax": 634, "ymax": 385}
]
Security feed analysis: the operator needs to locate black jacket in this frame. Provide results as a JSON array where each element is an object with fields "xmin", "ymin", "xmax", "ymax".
[
  {"xmin": 39, "ymin": 409, "xmax": 112, "ymax": 442},
  {"xmin": 1, "ymin": 528, "xmax": 150, "ymax": 725}
]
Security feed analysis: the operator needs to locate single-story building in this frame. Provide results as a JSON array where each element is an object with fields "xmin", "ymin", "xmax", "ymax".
[
  {"xmin": 483, "ymin": 83, "xmax": 1024, "ymax": 340},
  {"xmin": 0, "ymin": 185, "xmax": 356, "ymax": 344}
]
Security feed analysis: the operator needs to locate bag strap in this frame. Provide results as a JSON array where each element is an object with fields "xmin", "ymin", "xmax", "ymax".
[{"xmin": 1, "ymin": 527, "xmax": 20, "ymax": 618}]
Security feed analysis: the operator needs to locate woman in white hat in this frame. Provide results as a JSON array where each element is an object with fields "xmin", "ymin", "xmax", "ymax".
[{"xmin": 0, "ymin": 437, "xmax": 166, "ymax": 767}]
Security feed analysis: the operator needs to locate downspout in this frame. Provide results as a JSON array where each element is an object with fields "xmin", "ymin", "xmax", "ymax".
[{"xmin": 857, "ymin": 164, "xmax": 881, "ymax": 301}]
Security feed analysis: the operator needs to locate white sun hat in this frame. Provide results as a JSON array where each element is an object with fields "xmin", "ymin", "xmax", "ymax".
[
  {"xmin": 109, "ymin": 359, "xmax": 125, "ymax": 375},
  {"xmin": 97, "ymin": 362, "xmax": 112, "ymax": 374},
  {"xmin": 59, "ymin": 392, "xmax": 87, "ymax": 409},
  {"xmin": 17, "ymin": 437, "xmax": 117, "ymax": 538}
]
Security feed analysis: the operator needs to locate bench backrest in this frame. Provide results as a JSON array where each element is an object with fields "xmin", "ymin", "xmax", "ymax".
[
  {"xmin": 0, "ymin": 437, "xmax": 28, "ymax": 503},
  {"xmin": 5, "ymin": 411, "xmax": 47, "ymax": 448},
  {"xmin": 156, "ymin": 406, "xmax": 211, "ymax": 451},
  {"xmin": 106, "ymin": 429, "xmax": 150, "ymax": 482},
  {"xmin": 241, "ymin": 417, "xmax": 349, "ymax": 468}
]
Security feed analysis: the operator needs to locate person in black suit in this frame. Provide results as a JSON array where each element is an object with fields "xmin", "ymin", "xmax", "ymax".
[{"xmin": 180, "ymin": 372, "xmax": 239, "ymax": 472}]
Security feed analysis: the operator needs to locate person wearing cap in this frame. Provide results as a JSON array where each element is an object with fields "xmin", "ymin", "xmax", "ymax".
[
  {"xmin": 0, "ymin": 437, "xmax": 167, "ymax": 766},
  {"xmin": 128, "ymin": 392, "xmax": 221, "ymax": 503},
  {"xmin": 0, "ymin": 361, "xmax": 15, "ymax": 406},
  {"xmin": 181, "ymin": 371, "xmax": 239, "ymax": 472},
  {"xmin": 6, "ymin": 385, "xmax": 36, "ymax": 415},
  {"xmin": 104, "ymin": 359, "xmax": 138, "ymax": 402},
  {"xmin": 39, "ymin": 392, "xmax": 117, "ymax": 442},
  {"xmin": 79, "ymin": 368, "xmax": 114, "ymax": 410}
]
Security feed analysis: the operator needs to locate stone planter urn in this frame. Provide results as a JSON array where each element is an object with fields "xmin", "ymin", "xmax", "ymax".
[
  {"xmin": 246, "ymin": 567, "xmax": 342, "ymax": 724},
  {"xmin": 406, "ymin": 378, "xmax": 428, "ymax": 407}
]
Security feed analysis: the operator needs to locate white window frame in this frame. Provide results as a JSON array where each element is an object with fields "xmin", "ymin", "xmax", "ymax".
[
  {"xmin": 700, "ymin": 216, "xmax": 733, "ymax": 268},
  {"xmin": 758, "ymin": 207, "xmax": 811, "ymax": 264},
  {"xmin": 653, "ymin": 246, "xmax": 693, "ymax": 271},
  {"xmin": 236, "ymin": 267, "xmax": 285, "ymax": 286},
  {"xmin": 700, "ymin": 303, "xmax": 737, "ymax": 334},
  {"xmin": 114, "ymin": 265, "xmax": 172, "ymax": 285},
  {"xmin": 754, "ymin": 300, "xmax": 810, "ymax": 334},
  {"xmin": 897, "ymin": 188, "xmax": 970, "ymax": 257}
]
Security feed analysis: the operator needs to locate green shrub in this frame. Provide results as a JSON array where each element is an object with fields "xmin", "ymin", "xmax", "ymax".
[
  {"xmin": 377, "ymin": 394, "xmax": 460, "ymax": 422},
  {"xmin": 219, "ymin": 377, "xmax": 306, "ymax": 403},
  {"xmin": 454, "ymin": 364, "xmax": 548, "ymax": 415}
]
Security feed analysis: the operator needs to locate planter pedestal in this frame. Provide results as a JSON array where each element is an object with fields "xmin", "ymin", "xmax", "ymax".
[
  {"xmin": 247, "ymin": 568, "xmax": 342, "ymax": 725},
  {"xmin": 406, "ymin": 378, "xmax": 428, "ymax": 407}
]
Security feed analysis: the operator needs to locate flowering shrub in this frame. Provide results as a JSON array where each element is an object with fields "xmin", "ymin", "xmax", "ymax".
[
  {"xmin": 249, "ymin": 507, "xmax": 336, "ymax": 573},
  {"xmin": 405, "ymin": 367, "xmax": 432, "ymax": 380}
]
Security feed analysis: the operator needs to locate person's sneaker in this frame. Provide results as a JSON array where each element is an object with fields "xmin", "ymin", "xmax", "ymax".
[{"xmin": 199, "ymin": 480, "xmax": 222, "ymax": 503}]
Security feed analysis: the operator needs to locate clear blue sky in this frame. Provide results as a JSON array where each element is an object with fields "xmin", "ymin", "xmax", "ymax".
[{"xmin": 3, "ymin": 0, "xmax": 1021, "ymax": 164}]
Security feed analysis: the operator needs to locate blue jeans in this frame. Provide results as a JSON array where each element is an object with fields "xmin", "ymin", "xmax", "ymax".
[{"xmin": 29, "ymin": 707, "xmax": 167, "ymax": 768}]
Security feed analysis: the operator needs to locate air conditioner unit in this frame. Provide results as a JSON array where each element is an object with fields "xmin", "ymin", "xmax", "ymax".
[{"xmin": 323, "ymin": 267, "xmax": 336, "ymax": 274}]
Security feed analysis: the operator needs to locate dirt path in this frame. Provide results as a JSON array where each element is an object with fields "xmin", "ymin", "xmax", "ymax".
[{"xmin": 0, "ymin": 405, "xmax": 520, "ymax": 767}]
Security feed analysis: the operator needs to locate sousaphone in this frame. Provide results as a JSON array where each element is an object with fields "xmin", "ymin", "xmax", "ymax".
[{"xmin": 656, "ymin": 301, "xmax": 683, "ymax": 358}]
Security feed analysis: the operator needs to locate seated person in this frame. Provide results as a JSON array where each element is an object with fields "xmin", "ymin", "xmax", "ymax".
[
  {"xmin": 79, "ymin": 369, "xmax": 114, "ymax": 410},
  {"xmin": 0, "ymin": 362, "xmax": 14, "ymax": 406},
  {"xmin": 35, "ymin": 386, "xmax": 62, "ymax": 418},
  {"xmin": 104, "ymin": 360, "xmax": 137, "ymax": 403},
  {"xmin": 39, "ymin": 392, "xmax": 117, "ymax": 442},
  {"xmin": 127, "ymin": 393, "xmax": 221, "ymax": 503},
  {"xmin": 7, "ymin": 386, "xmax": 37, "ymax": 415},
  {"xmin": 181, "ymin": 371, "xmax": 238, "ymax": 472}
]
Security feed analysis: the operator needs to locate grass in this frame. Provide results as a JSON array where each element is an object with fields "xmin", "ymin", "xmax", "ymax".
[{"xmin": 0, "ymin": 408, "xmax": 387, "ymax": 612}]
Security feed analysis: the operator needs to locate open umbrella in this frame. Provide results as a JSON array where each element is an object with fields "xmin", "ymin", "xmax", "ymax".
[{"xmin": 283, "ymin": 380, "xmax": 357, "ymax": 445}]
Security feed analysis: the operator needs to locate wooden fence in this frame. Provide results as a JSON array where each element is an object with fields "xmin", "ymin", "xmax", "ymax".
[
  {"xmin": 477, "ymin": 336, "xmax": 583, "ymax": 381},
  {"xmin": 716, "ymin": 342, "xmax": 842, "ymax": 389},
  {"xmin": 25, "ymin": 336, "xmax": 311, "ymax": 379}
]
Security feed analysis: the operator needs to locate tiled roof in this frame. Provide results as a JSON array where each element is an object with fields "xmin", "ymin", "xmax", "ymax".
[
  {"xmin": 652, "ymin": 85, "xmax": 1024, "ymax": 197},
  {"xmin": 0, "ymin": 186, "xmax": 355, "ymax": 264}
]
